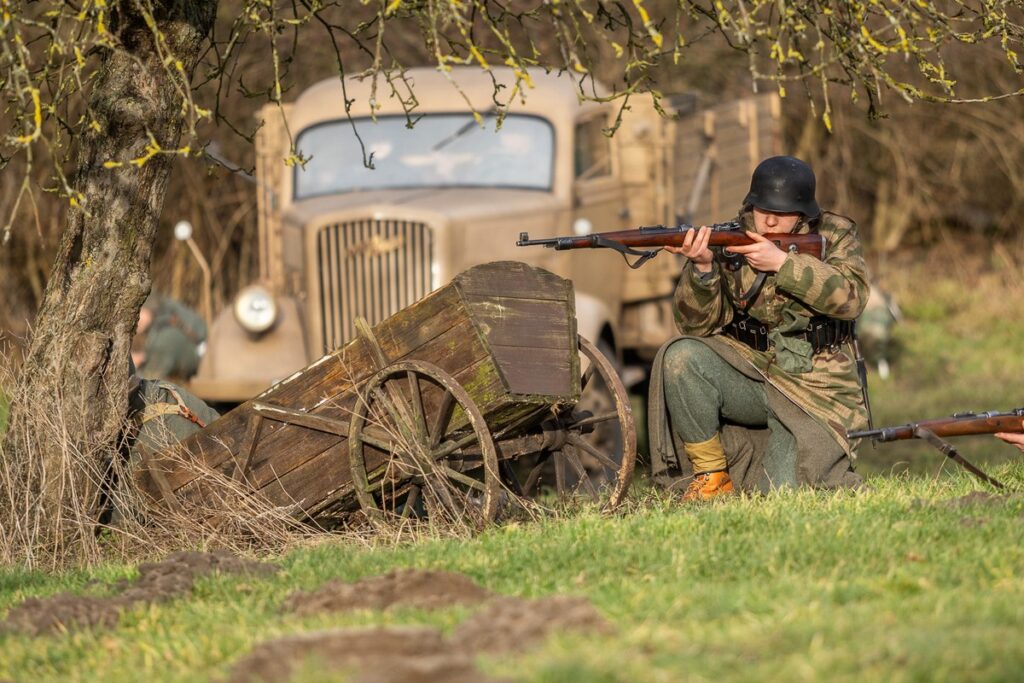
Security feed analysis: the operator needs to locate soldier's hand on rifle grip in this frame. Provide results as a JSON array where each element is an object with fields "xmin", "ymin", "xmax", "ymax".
[
  {"xmin": 726, "ymin": 231, "xmax": 789, "ymax": 273},
  {"xmin": 664, "ymin": 225, "xmax": 714, "ymax": 273},
  {"xmin": 995, "ymin": 419, "xmax": 1024, "ymax": 453}
]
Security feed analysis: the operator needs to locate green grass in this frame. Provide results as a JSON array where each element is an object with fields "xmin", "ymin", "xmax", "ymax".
[
  {"xmin": 857, "ymin": 250, "xmax": 1024, "ymax": 475},
  {"xmin": 2, "ymin": 472, "xmax": 1024, "ymax": 682}
]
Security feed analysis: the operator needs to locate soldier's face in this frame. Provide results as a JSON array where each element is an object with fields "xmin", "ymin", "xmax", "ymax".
[
  {"xmin": 753, "ymin": 208, "xmax": 802, "ymax": 234},
  {"xmin": 137, "ymin": 307, "xmax": 154, "ymax": 334}
]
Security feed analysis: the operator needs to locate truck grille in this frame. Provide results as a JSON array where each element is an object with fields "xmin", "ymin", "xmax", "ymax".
[{"xmin": 316, "ymin": 219, "xmax": 434, "ymax": 352}]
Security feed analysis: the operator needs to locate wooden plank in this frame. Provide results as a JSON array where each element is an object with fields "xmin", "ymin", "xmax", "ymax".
[
  {"xmin": 465, "ymin": 296, "xmax": 574, "ymax": 352},
  {"xmin": 491, "ymin": 345, "xmax": 577, "ymax": 398},
  {"xmin": 455, "ymin": 261, "xmax": 572, "ymax": 301}
]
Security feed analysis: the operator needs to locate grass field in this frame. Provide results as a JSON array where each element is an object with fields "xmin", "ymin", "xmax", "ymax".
[
  {"xmin": 1, "ymin": 243, "xmax": 1022, "ymax": 681},
  {"xmin": 2, "ymin": 472, "xmax": 1023, "ymax": 682},
  {"xmin": 857, "ymin": 245, "xmax": 1024, "ymax": 475}
]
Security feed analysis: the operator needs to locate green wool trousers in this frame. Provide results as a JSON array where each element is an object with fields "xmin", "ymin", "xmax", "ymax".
[{"xmin": 662, "ymin": 339, "xmax": 798, "ymax": 486}]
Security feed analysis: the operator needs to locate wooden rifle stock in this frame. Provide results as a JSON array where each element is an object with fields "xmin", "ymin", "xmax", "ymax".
[
  {"xmin": 848, "ymin": 409, "xmax": 1024, "ymax": 442},
  {"xmin": 516, "ymin": 222, "xmax": 828, "ymax": 268},
  {"xmin": 848, "ymin": 409, "xmax": 1024, "ymax": 490}
]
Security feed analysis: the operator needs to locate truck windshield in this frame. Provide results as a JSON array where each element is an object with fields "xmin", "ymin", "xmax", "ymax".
[{"xmin": 293, "ymin": 113, "xmax": 554, "ymax": 199}]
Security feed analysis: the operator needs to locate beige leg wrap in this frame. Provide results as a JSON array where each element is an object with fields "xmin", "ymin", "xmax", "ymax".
[{"xmin": 685, "ymin": 433, "xmax": 727, "ymax": 474}]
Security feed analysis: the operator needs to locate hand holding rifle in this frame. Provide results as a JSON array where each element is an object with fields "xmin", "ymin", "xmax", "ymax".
[
  {"xmin": 722, "ymin": 231, "xmax": 789, "ymax": 273},
  {"xmin": 995, "ymin": 418, "xmax": 1024, "ymax": 452},
  {"xmin": 663, "ymin": 225, "xmax": 714, "ymax": 272}
]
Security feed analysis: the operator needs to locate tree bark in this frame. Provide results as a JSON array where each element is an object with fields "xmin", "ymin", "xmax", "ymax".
[{"xmin": 2, "ymin": 0, "xmax": 217, "ymax": 560}]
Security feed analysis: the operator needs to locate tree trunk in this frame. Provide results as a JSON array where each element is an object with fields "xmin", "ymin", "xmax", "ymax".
[{"xmin": 2, "ymin": 0, "xmax": 217, "ymax": 562}]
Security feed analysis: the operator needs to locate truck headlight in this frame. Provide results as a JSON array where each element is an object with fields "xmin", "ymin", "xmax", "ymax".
[{"xmin": 234, "ymin": 285, "xmax": 278, "ymax": 334}]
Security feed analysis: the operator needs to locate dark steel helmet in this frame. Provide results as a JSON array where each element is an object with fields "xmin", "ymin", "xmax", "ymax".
[{"xmin": 742, "ymin": 156, "xmax": 820, "ymax": 219}]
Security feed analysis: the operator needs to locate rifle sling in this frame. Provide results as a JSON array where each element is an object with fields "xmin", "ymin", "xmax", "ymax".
[
  {"xmin": 592, "ymin": 236, "xmax": 662, "ymax": 269},
  {"xmin": 912, "ymin": 425, "xmax": 1009, "ymax": 490},
  {"xmin": 735, "ymin": 271, "xmax": 768, "ymax": 310}
]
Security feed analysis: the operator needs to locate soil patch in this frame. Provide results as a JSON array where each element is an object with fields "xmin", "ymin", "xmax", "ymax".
[
  {"xmin": 224, "ymin": 626, "xmax": 505, "ymax": 683},
  {"xmin": 912, "ymin": 491, "xmax": 1015, "ymax": 510},
  {"xmin": 453, "ymin": 595, "xmax": 611, "ymax": 655},
  {"xmin": 238, "ymin": 579, "xmax": 610, "ymax": 682},
  {"xmin": 283, "ymin": 568, "xmax": 492, "ymax": 615},
  {"xmin": 938, "ymin": 491, "xmax": 1010, "ymax": 508},
  {"xmin": 3, "ymin": 550, "xmax": 278, "ymax": 636}
]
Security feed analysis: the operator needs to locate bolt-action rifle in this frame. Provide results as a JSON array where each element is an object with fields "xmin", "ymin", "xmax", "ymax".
[
  {"xmin": 516, "ymin": 220, "xmax": 827, "ymax": 270},
  {"xmin": 848, "ymin": 408, "xmax": 1024, "ymax": 490}
]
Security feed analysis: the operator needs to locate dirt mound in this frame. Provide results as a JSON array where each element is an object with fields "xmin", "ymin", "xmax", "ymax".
[
  {"xmin": 939, "ymin": 491, "xmax": 1010, "ymax": 508},
  {"xmin": 453, "ymin": 595, "xmax": 611, "ymax": 655},
  {"xmin": 224, "ymin": 626, "xmax": 505, "ymax": 683},
  {"xmin": 283, "ymin": 568, "xmax": 492, "ymax": 615},
  {"xmin": 3, "ymin": 550, "xmax": 278, "ymax": 636},
  {"xmin": 229, "ymin": 595, "xmax": 609, "ymax": 682}
]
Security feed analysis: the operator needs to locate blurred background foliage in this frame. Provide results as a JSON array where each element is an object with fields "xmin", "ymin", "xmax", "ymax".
[{"xmin": 1, "ymin": 1, "xmax": 1022, "ymax": 338}]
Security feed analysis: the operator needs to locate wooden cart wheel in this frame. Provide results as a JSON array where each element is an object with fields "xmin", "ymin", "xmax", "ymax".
[
  {"xmin": 349, "ymin": 360, "xmax": 501, "ymax": 528},
  {"xmin": 516, "ymin": 335, "xmax": 637, "ymax": 510}
]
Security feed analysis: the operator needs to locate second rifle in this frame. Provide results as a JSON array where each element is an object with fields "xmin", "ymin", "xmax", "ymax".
[{"xmin": 848, "ymin": 408, "xmax": 1024, "ymax": 490}]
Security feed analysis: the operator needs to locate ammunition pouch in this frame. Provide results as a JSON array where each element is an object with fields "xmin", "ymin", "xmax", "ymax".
[{"xmin": 723, "ymin": 313, "xmax": 854, "ymax": 354}]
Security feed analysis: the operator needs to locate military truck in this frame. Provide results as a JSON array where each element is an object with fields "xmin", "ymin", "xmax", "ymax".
[{"xmin": 188, "ymin": 67, "xmax": 779, "ymax": 402}]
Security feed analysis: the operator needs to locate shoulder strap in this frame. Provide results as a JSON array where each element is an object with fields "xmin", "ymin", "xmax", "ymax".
[{"xmin": 139, "ymin": 382, "xmax": 208, "ymax": 428}]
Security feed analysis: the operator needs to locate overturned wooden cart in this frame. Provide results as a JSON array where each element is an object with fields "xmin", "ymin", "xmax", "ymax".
[{"xmin": 137, "ymin": 261, "xmax": 637, "ymax": 528}]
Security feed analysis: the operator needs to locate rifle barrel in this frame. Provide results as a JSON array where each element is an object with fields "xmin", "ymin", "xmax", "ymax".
[{"xmin": 847, "ymin": 408, "xmax": 1024, "ymax": 442}]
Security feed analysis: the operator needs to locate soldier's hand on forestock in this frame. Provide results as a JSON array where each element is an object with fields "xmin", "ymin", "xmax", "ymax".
[
  {"xmin": 995, "ymin": 419, "xmax": 1024, "ymax": 453},
  {"xmin": 726, "ymin": 231, "xmax": 789, "ymax": 273},
  {"xmin": 664, "ymin": 225, "xmax": 714, "ymax": 273}
]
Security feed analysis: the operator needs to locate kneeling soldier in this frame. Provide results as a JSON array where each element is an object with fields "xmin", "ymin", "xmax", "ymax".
[{"xmin": 650, "ymin": 156, "xmax": 869, "ymax": 500}]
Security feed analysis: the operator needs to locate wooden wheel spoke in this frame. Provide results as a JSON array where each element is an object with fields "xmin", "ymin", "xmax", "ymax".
[
  {"xmin": 432, "ymin": 429, "xmax": 482, "ymax": 461},
  {"xmin": 567, "ymin": 433, "xmax": 620, "ymax": 472},
  {"xmin": 581, "ymin": 363, "xmax": 596, "ymax": 392},
  {"xmin": 406, "ymin": 371, "xmax": 428, "ymax": 440},
  {"xmin": 563, "ymin": 446, "xmax": 600, "ymax": 501},
  {"xmin": 522, "ymin": 456, "xmax": 549, "ymax": 495},
  {"xmin": 554, "ymin": 449, "xmax": 567, "ymax": 495},
  {"xmin": 371, "ymin": 386, "xmax": 410, "ymax": 436},
  {"xmin": 401, "ymin": 484, "xmax": 422, "ymax": 519},
  {"xmin": 440, "ymin": 465, "xmax": 487, "ymax": 492},
  {"xmin": 359, "ymin": 429, "xmax": 398, "ymax": 453},
  {"xmin": 566, "ymin": 410, "xmax": 619, "ymax": 429},
  {"xmin": 430, "ymin": 389, "xmax": 456, "ymax": 449},
  {"xmin": 425, "ymin": 478, "xmax": 461, "ymax": 516}
]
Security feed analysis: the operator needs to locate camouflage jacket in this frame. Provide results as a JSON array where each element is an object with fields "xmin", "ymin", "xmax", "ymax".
[
  {"xmin": 673, "ymin": 209, "xmax": 870, "ymax": 450},
  {"xmin": 128, "ymin": 379, "xmax": 220, "ymax": 464}
]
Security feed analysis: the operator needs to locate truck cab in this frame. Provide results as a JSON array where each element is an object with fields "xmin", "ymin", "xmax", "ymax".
[{"xmin": 188, "ymin": 67, "xmax": 779, "ymax": 402}]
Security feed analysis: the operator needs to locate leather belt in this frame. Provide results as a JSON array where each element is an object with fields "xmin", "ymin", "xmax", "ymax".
[{"xmin": 723, "ymin": 313, "xmax": 854, "ymax": 354}]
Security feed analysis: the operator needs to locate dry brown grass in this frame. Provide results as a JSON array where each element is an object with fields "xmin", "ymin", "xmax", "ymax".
[{"xmin": 0, "ymin": 347, "xmax": 322, "ymax": 569}]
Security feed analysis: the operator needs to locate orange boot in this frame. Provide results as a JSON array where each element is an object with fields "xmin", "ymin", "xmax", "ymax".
[{"xmin": 681, "ymin": 471, "xmax": 734, "ymax": 502}]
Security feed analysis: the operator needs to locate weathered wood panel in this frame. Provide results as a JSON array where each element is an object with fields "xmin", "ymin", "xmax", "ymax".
[{"xmin": 491, "ymin": 346, "xmax": 575, "ymax": 398}]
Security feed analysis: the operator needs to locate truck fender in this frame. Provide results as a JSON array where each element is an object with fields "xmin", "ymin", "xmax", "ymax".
[
  {"xmin": 188, "ymin": 295, "xmax": 309, "ymax": 403},
  {"xmin": 573, "ymin": 291, "xmax": 616, "ymax": 352}
]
